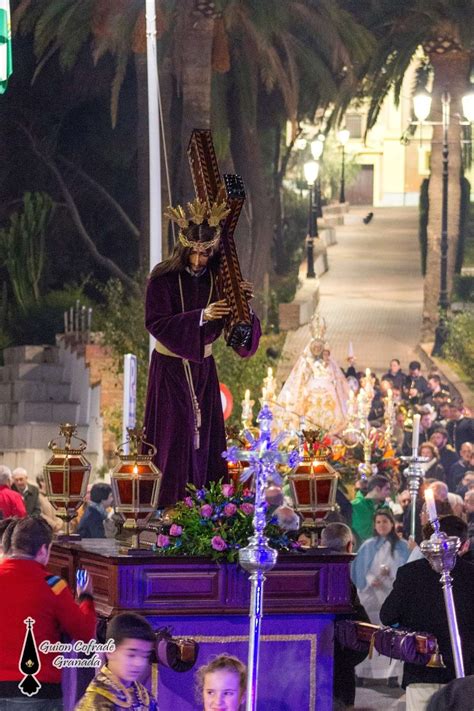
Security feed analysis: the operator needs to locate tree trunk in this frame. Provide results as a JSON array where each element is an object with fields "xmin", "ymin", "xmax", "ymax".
[
  {"xmin": 229, "ymin": 73, "xmax": 273, "ymax": 296},
  {"xmin": 422, "ymin": 50, "xmax": 470, "ymax": 338},
  {"xmin": 178, "ymin": 1, "xmax": 215, "ymax": 201}
]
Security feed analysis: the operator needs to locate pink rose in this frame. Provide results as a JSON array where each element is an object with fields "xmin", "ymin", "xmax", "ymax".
[
  {"xmin": 156, "ymin": 533, "xmax": 170, "ymax": 548},
  {"xmin": 242, "ymin": 488, "xmax": 252, "ymax": 498},
  {"xmin": 184, "ymin": 497, "xmax": 194, "ymax": 508},
  {"xmin": 240, "ymin": 502, "xmax": 254, "ymax": 515},
  {"xmin": 224, "ymin": 503, "xmax": 237, "ymax": 517},
  {"xmin": 222, "ymin": 484, "xmax": 235, "ymax": 498},
  {"xmin": 200, "ymin": 504, "xmax": 213, "ymax": 518},
  {"xmin": 169, "ymin": 524, "xmax": 182, "ymax": 537},
  {"xmin": 211, "ymin": 535, "xmax": 227, "ymax": 551}
]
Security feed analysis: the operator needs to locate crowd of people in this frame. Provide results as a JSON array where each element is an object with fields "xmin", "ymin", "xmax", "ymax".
[
  {"xmin": 0, "ymin": 356, "xmax": 473, "ymax": 710},
  {"xmin": 329, "ymin": 357, "xmax": 474, "ymax": 709}
]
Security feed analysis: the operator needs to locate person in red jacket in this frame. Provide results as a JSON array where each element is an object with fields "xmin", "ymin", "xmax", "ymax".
[
  {"xmin": 0, "ymin": 466, "xmax": 27, "ymax": 519},
  {"xmin": 0, "ymin": 517, "xmax": 96, "ymax": 709}
]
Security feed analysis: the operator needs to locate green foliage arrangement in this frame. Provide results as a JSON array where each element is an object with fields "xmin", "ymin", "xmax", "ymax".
[
  {"xmin": 155, "ymin": 481, "xmax": 294, "ymax": 563},
  {"xmin": 7, "ymin": 285, "xmax": 86, "ymax": 346},
  {"xmin": 444, "ymin": 311, "xmax": 474, "ymax": 382},
  {"xmin": 0, "ymin": 191, "xmax": 53, "ymax": 312},
  {"xmin": 453, "ymin": 275, "xmax": 474, "ymax": 303},
  {"xmin": 455, "ymin": 178, "xmax": 471, "ymax": 274},
  {"xmin": 212, "ymin": 332, "xmax": 286, "ymax": 427},
  {"xmin": 93, "ymin": 277, "xmax": 148, "ymax": 434}
]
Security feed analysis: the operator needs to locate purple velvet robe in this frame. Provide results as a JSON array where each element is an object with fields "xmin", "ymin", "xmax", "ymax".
[{"xmin": 143, "ymin": 269, "xmax": 261, "ymax": 507}]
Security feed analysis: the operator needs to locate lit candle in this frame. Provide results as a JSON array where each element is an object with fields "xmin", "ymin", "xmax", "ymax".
[
  {"xmin": 412, "ymin": 413, "xmax": 421, "ymax": 452},
  {"xmin": 425, "ymin": 487, "xmax": 438, "ymax": 524},
  {"xmin": 262, "ymin": 387, "xmax": 267, "ymax": 402},
  {"xmin": 267, "ymin": 367, "xmax": 273, "ymax": 378},
  {"xmin": 244, "ymin": 389, "xmax": 250, "ymax": 402},
  {"xmin": 365, "ymin": 368, "xmax": 371, "ymax": 379},
  {"xmin": 387, "ymin": 388, "xmax": 393, "ymax": 400}
]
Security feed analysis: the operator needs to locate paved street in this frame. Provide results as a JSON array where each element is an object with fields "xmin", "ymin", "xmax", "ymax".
[
  {"xmin": 320, "ymin": 206, "xmax": 423, "ymax": 374},
  {"xmin": 280, "ymin": 206, "xmax": 423, "ymax": 380},
  {"xmin": 354, "ymin": 680, "xmax": 405, "ymax": 710}
]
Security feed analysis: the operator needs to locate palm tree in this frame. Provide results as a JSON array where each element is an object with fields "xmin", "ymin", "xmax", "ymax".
[
  {"xmin": 339, "ymin": 0, "xmax": 474, "ymax": 338},
  {"xmin": 15, "ymin": 0, "xmax": 373, "ymax": 294}
]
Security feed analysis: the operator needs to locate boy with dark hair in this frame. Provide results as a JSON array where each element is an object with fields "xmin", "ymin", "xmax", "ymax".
[
  {"xmin": 351, "ymin": 475, "xmax": 391, "ymax": 545},
  {"xmin": 75, "ymin": 613, "xmax": 158, "ymax": 710},
  {"xmin": 78, "ymin": 483, "xmax": 114, "ymax": 539},
  {"xmin": 0, "ymin": 517, "xmax": 96, "ymax": 708}
]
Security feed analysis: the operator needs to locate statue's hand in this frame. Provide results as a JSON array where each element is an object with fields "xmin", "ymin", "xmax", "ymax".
[
  {"xmin": 203, "ymin": 300, "xmax": 230, "ymax": 322},
  {"xmin": 241, "ymin": 281, "xmax": 254, "ymax": 299}
]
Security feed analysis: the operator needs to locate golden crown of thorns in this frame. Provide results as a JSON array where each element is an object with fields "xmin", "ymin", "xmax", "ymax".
[{"xmin": 164, "ymin": 199, "xmax": 231, "ymax": 251}]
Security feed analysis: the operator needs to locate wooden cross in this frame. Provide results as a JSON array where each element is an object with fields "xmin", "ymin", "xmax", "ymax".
[{"xmin": 187, "ymin": 129, "xmax": 252, "ymax": 349}]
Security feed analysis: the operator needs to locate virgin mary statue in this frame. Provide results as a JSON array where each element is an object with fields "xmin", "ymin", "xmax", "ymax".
[{"xmin": 277, "ymin": 314, "xmax": 349, "ymax": 434}]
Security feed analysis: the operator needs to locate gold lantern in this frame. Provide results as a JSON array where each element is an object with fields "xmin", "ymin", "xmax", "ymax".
[
  {"xmin": 288, "ymin": 430, "xmax": 338, "ymax": 530},
  {"xmin": 111, "ymin": 427, "xmax": 162, "ymax": 553},
  {"xmin": 43, "ymin": 423, "xmax": 91, "ymax": 540}
]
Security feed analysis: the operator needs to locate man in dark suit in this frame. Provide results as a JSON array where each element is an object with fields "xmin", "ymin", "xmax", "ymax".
[
  {"xmin": 430, "ymin": 428, "xmax": 458, "ymax": 476},
  {"xmin": 320, "ymin": 523, "xmax": 370, "ymax": 708},
  {"xmin": 11, "ymin": 467, "xmax": 41, "ymax": 517},
  {"xmin": 380, "ymin": 516, "xmax": 474, "ymax": 710},
  {"xmin": 405, "ymin": 361, "xmax": 430, "ymax": 397},
  {"xmin": 77, "ymin": 482, "xmax": 114, "ymax": 538},
  {"xmin": 448, "ymin": 442, "xmax": 473, "ymax": 493},
  {"xmin": 447, "ymin": 402, "xmax": 474, "ymax": 455}
]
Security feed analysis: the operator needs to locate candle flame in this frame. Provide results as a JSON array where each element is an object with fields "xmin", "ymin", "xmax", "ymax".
[{"xmin": 133, "ymin": 464, "xmax": 139, "ymax": 476}]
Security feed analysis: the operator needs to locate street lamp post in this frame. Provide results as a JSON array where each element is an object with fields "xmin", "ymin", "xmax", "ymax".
[
  {"xmin": 337, "ymin": 128, "xmax": 350, "ymax": 204},
  {"xmin": 412, "ymin": 88, "xmax": 474, "ymax": 355},
  {"xmin": 303, "ymin": 160, "xmax": 319, "ymax": 279},
  {"xmin": 311, "ymin": 136, "xmax": 325, "ymax": 219}
]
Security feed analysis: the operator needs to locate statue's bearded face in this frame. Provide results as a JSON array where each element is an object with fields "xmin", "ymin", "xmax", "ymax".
[{"xmin": 188, "ymin": 247, "xmax": 213, "ymax": 272}]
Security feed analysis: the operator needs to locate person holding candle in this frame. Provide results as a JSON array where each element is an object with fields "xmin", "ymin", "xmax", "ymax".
[
  {"xmin": 381, "ymin": 515, "xmax": 474, "ymax": 710},
  {"xmin": 351, "ymin": 509, "xmax": 409, "ymax": 686}
]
